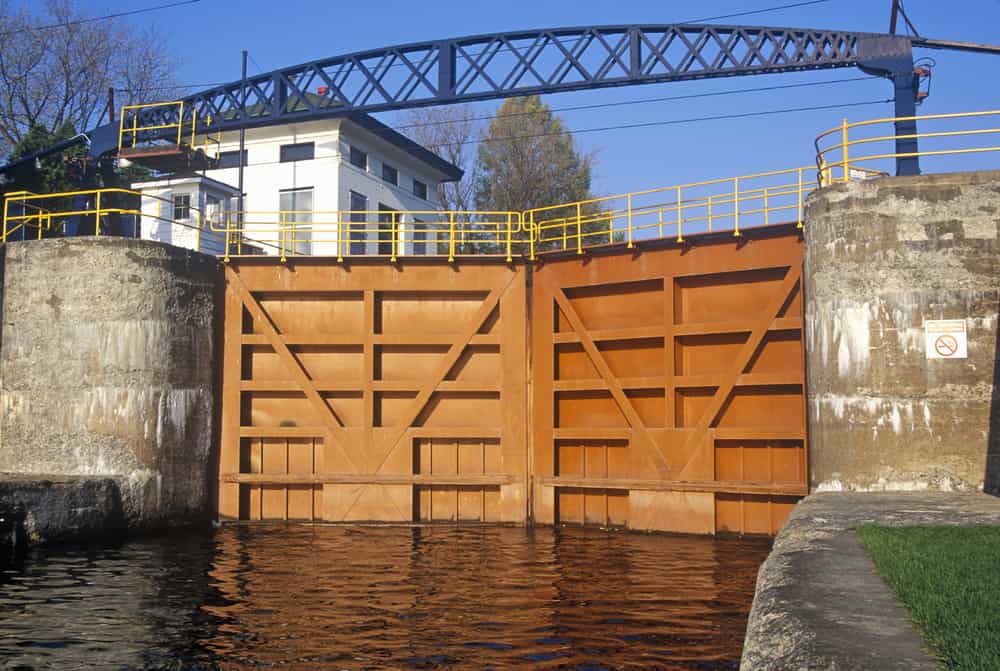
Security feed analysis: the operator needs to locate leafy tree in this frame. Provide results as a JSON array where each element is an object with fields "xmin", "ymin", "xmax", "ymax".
[
  {"xmin": 474, "ymin": 95, "xmax": 606, "ymax": 252},
  {"xmin": 5, "ymin": 121, "xmax": 87, "ymax": 194},
  {"xmin": 475, "ymin": 95, "xmax": 594, "ymax": 212}
]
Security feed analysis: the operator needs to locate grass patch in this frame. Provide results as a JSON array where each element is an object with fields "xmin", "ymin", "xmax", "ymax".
[{"xmin": 857, "ymin": 525, "xmax": 1000, "ymax": 671}]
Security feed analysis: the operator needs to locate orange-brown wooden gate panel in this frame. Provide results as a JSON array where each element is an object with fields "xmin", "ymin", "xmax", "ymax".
[
  {"xmin": 218, "ymin": 261, "xmax": 528, "ymax": 523},
  {"xmin": 532, "ymin": 227, "xmax": 808, "ymax": 535}
]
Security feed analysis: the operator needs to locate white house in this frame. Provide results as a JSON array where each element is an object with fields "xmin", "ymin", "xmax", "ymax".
[
  {"xmin": 132, "ymin": 175, "xmax": 239, "ymax": 256},
  {"xmin": 132, "ymin": 112, "xmax": 462, "ymax": 258}
]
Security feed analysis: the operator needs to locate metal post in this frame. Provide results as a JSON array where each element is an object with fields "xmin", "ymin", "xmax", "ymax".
[
  {"xmin": 841, "ymin": 117, "xmax": 850, "ymax": 182},
  {"xmin": 95, "ymin": 191, "xmax": 101, "ymax": 236},
  {"xmin": 676, "ymin": 186, "xmax": 683, "ymax": 243},
  {"xmin": 733, "ymin": 177, "xmax": 740, "ymax": 237},
  {"xmin": 892, "ymin": 72, "xmax": 920, "ymax": 176},
  {"xmin": 238, "ymin": 50, "xmax": 248, "ymax": 221},
  {"xmin": 797, "ymin": 169, "xmax": 804, "ymax": 229},
  {"xmin": 626, "ymin": 193, "xmax": 633, "ymax": 248}
]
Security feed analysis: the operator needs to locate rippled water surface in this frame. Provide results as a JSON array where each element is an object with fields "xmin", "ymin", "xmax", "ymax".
[{"xmin": 0, "ymin": 526, "xmax": 770, "ymax": 670}]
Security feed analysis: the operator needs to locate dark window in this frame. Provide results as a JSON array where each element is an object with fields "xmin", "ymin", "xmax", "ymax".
[
  {"xmin": 382, "ymin": 163, "xmax": 398, "ymax": 186},
  {"xmin": 413, "ymin": 178, "xmax": 428, "ymax": 200},
  {"xmin": 216, "ymin": 149, "xmax": 247, "ymax": 169},
  {"xmin": 173, "ymin": 194, "xmax": 190, "ymax": 220},
  {"xmin": 349, "ymin": 145, "xmax": 367, "ymax": 170},
  {"xmin": 349, "ymin": 191, "xmax": 367, "ymax": 255},
  {"xmin": 279, "ymin": 142, "xmax": 314, "ymax": 163},
  {"xmin": 377, "ymin": 204, "xmax": 397, "ymax": 256}
]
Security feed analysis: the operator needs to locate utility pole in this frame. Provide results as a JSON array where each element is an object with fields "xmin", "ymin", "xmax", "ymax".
[{"xmin": 238, "ymin": 49, "xmax": 247, "ymax": 218}]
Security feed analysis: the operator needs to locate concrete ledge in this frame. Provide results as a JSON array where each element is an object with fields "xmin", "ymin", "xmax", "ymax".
[
  {"xmin": 0, "ymin": 474, "xmax": 125, "ymax": 546},
  {"xmin": 741, "ymin": 492, "xmax": 1000, "ymax": 670}
]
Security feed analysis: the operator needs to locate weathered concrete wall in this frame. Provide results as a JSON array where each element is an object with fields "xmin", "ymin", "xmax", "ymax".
[
  {"xmin": 0, "ymin": 474, "xmax": 124, "ymax": 545},
  {"xmin": 0, "ymin": 238, "xmax": 222, "ymax": 529},
  {"xmin": 804, "ymin": 171, "xmax": 1000, "ymax": 492}
]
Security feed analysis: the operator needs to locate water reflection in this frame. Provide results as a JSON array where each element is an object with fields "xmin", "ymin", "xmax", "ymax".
[{"xmin": 0, "ymin": 525, "xmax": 770, "ymax": 669}]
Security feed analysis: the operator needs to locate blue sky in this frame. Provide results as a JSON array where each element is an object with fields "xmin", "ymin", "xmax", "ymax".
[{"xmin": 67, "ymin": 1, "xmax": 1000, "ymax": 193}]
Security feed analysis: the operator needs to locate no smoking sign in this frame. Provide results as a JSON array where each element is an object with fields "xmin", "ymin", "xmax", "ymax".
[{"xmin": 925, "ymin": 320, "xmax": 968, "ymax": 360}]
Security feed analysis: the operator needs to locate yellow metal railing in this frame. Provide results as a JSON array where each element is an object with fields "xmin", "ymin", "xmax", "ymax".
[
  {"xmin": 815, "ymin": 109, "xmax": 1000, "ymax": 186},
  {"xmin": 210, "ymin": 210, "xmax": 526, "ymax": 263},
  {"xmin": 524, "ymin": 165, "xmax": 817, "ymax": 258},
  {"xmin": 2, "ymin": 188, "xmax": 213, "ymax": 252},
  {"xmin": 118, "ymin": 100, "xmax": 221, "ymax": 159},
  {"xmin": 6, "ymin": 108, "xmax": 999, "ymax": 259}
]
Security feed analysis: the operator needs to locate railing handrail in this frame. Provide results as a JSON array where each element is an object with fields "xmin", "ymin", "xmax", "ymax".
[{"xmin": 6, "ymin": 107, "xmax": 998, "ymax": 258}]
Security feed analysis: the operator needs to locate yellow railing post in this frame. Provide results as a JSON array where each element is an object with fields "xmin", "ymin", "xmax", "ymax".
[
  {"xmin": 117, "ymin": 108, "xmax": 127, "ymax": 152},
  {"xmin": 676, "ymin": 185, "xmax": 683, "ymax": 243},
  {"xmin": 336, "ymin": 220, "xmax": 344, "ymax": 263},
  {"xmin": 575, "ymin": 202, "xmax": 582, "ymax": 253},
  {"xmin": 841, "ymin": 116, "xmax": 849, "ymax": 183},
  {"xmin": 95, "ymin": 191, "xmax": 102, "ymax": 236},
  {"xmin": 764, "ymin": 187, "xmax": 770, "ymax": 226},
  {"xmin": 626, "ymin": 193, "xmax": 633, "ymax": 248},
  {"xmin": 506, "ymin": 213, "xmax": 513, "ymax": 262},
  {"xmin": 2, "ymin": 198, "xmax": 8, "ymax": 243},
  {"xmin": 279, "ymin": 212, "xmax": 287, "ymax": 262},
  {"xmin": 448, "ymin": 212, "xmax": 456, "ymax": 263},
  {"xmin": 529, "ymin": 212, "xmax": 536, "ymax": 261},
  {"xmin": 733, "ymin": 177, "xmax": 741, "ymax": 237},
  {"xmin": 223, "ymin": 211, "xmax": 231, "ymax": 262},
  {"xmin": 390, "ymin": 212, "xmax": 398, "ymax": 262},
  {"xmin": 177, "ymin": 101, "xmax": 185, "ymax": 147},
  {"xmin": 707, "ymin": 196, "xmax": 713, "ymax": 233},
  {"xmin": 797, "ymin": 168, "xmax": 804, "ymax": 229}
]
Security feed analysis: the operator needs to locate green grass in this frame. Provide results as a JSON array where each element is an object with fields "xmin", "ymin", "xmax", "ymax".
[{"xmin": 857, "ymin": 525, "xmax": 1000, "ymax": 671}]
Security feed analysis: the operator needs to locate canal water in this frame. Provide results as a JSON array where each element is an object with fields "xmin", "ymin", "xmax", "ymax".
[{"xmin": 0, "ymin": 526, "xmax": 770, "ymax": 670}]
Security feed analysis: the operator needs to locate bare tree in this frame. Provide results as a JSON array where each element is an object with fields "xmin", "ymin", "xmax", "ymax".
[
  {"xmin": 0, "ymin": 0, "xmax": 180, "ymax": 155},
  {"xmin": 397, "ymin": 104, "xmax": 481, "ymax": 212}
]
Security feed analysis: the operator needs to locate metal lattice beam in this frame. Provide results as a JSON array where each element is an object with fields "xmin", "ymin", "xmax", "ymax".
[
  {"xmin": 101, "ymin": 24, "xmax": 920, "ymax": 173},
  {"xmin": 136, "ymin": 25, "xmax": 912, "ymax": 131}
]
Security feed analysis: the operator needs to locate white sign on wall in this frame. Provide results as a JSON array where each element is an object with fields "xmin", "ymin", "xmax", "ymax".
[{"xmin": 925, "ymin": 320, "xmax": 968, "ymax": 359}]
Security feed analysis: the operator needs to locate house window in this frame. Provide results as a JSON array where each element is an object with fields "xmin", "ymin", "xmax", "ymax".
[
  {"xmin": 173, "ymin": 194, "xmax": 190, "ymax": 220},
  {"xmin": 216, "ymin": 149, "xmax": 247, "ymax": 169},
  {"xmin": 279, "ymin": 187, "xmax": 313, "ymax": 255},
  {"xmin": 349, "ymin": 190, "xmax": 368, "ymax": 255},
  {"xmin": 382, "ymin": 163, "xmax": 398, "ymax": 186},
  {"xmin": 349, "ymin": 145, "xmax": 367, "ymax": 171},
  {"xmin": 413, "ymin": 178, "xmax": 428, "ymax": 200},
  {"xmin": 377, "ymin": 203, "xmax": 397, "ymax": 256},
  {"xmin": 279, "ymin": 142, "xmax": 314, "ymax": 163}
]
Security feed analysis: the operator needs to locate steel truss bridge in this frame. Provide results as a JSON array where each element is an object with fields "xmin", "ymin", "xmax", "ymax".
[{"xmin": 85, "ymin": 23, "xmax": 932, "ymax": 175}]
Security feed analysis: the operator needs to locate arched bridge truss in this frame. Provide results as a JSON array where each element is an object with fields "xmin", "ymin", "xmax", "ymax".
[{"xmin": 104, "ymin": 24, "xmax": 922, "ymax": 174}]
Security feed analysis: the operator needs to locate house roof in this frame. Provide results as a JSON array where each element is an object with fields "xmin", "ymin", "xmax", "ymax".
[
  {"xmin": 131, "ymin": 174, "xmax": 242, "ymax": 194},
  {"xmin": 341, "ymin": 112, "xmax": 463, "ymax": 183}
]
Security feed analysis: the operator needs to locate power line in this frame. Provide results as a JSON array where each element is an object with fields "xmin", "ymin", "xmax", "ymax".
[
  {"xmin": 683, "ymin": 0, "xmax": 830, "ymax": 23},
  {"xmin": 0, "ymin": 0, "xmax": 201, "ymax": 38},
  {"xmin": 112, "ymin": 0, "xmax": 833, "ymax": 96},
  {"xmin": 426, "ymin": 99, "xmax": 891, "ymax": 149},
  {"xmin": 216, "ymin": 98, "xmax": 890, "ymax": 170},
  {"xmin": 394, "ymin": 76, "xmax": 879, "ymax": 130}
]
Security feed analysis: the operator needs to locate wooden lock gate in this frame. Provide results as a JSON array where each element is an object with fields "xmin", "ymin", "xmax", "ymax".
[{"xmin": 217, "ymin": 224, "xmax": 807, "ymax": 535}]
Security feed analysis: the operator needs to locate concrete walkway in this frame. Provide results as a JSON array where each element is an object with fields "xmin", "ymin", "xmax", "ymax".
[{"xmin": 741, "ymin": 492, "xmax": 1000, "ymax": 670}]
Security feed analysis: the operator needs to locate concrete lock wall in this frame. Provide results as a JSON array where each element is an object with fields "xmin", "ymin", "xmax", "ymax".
[
  {"xmin": 805, "ymin": 171, "xmax": 1000, "ymax": 493},
  {"xmin": 0, "ymin": 238, "xmax": 222, "ymax": 529}
]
